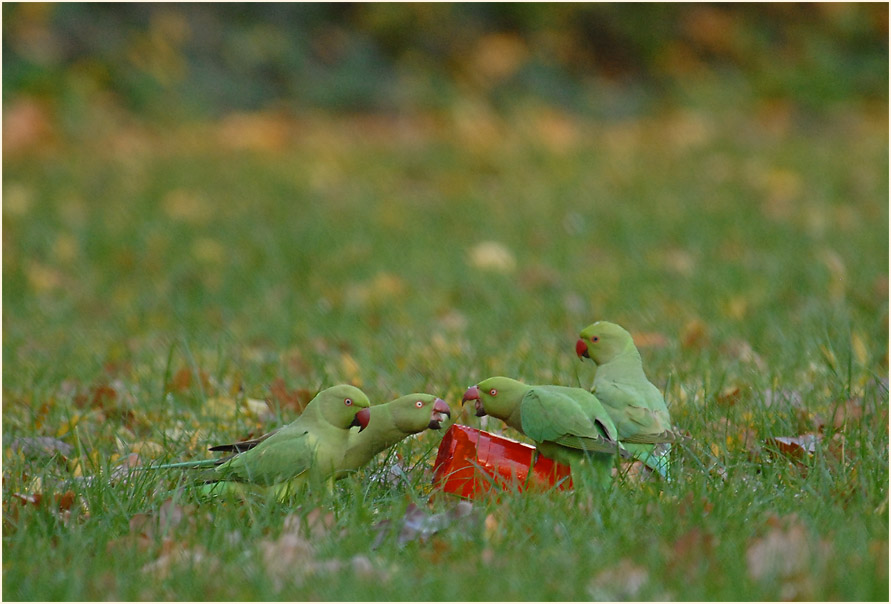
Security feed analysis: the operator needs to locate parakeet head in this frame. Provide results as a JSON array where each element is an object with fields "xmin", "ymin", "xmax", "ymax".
[
  {"xmin": 316, "ymin": 385, "xmax": 371, "ymax": 431},
  {"xmin": 387, "ymin": 393, "xmax": 452, "ymax": 433},
  {"xmin": 461, "ymin": 376, "xmax": 529, "ymax": 421},
  {"xmin": 576, "ymin": 321, "xmax": 634, "ymax": 365}
]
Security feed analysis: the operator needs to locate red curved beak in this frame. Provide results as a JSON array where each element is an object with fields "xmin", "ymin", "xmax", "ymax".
[
  {"xmin": 433, "ymin": 398, "xmax": 451, "ymax": 417},
  {"xmin": 461, "ymin": 386, "xmax": 481, "ymax": 403},
  {"xmin": 429, "ymin": 397, "xmax": 451, "ymax": 429},
  {"xmin": 353, "ymin": 407, "xmax": 371, "ymax": 432},
  {"xmin": 576, "ymin": 339, "xmax": 589, "ymax": 358}
]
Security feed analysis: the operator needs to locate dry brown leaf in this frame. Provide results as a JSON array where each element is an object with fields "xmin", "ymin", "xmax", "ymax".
[
  {"xmin": 816, "ymin": 398, "xmax": 864, "ymax": 432},
  {"xmin": 217, "ymin": 111, "xmax": 294, "ymax": 152},
  {"xmin": 259, "ymin": 528, "xmax": 324, "ymax": 590},
  {"xmin": 767, "ymin": 434, "xmax": 821, "ymax": 458},
  {"xmin": 142, "ymin": 545, "xmax": 217, "ymax": 578},
  {"xmin": 8, "ymin": 436, "xmax": 73, "ymax": 459},
  {"xmin": 588, "ymin": 558, "xmax": 649, "ymax": 600},
  {"xmin": 471, "ymin": 33, "xmax": 528, "ymax": 83},
  {"xmin": 668, "ymin": 527, "xmax": 715, "ymax": 580},
  {"xmin": 721, "ymin": 339, "xmax": 766, "ymax": 369},
  {"xmin": 91, "ymin": 384, "xmax": 118, "ymax": 408},
  {"xmin": 715, "ymin": 385, "xmax": 742, "ymax": 406},
  {"xmin": 110, "ymin": 452, "xmax": 143, "ymax": 482},
  {"xmin": 282, "ymin": 507, "xmax": 336, "ymax": 541},
  {"xmin": 11, "ymin": 492, "xmax": 42, "ymax": 506},
  {"xmin": 269, "ymin": 378, "xmax": 314, "ymax": 414},
  {"xmin": 631, "ymin": 331, "xmax": 670, "ymax": 349},
  {"xmin": 680, "ymin": 319, "xmax": 709, "ymax": 349},
  {"xmin": 746, "ymin": 516, "xmax": 826, "ymax": 599},
  {"xmin": 56, "ymin": 490, "xmax": 76, "ymax": 511},
  {"xmin": 2, "ymin": 97, "xmax": 54, "ymax": 154}
]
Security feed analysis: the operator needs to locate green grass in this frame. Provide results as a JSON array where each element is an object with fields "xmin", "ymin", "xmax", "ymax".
[{"xmin": 3, "ymin": 101, "xmax": 888, "ymax": 600}]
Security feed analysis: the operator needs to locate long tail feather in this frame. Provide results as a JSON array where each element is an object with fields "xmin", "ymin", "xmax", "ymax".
[{"xmin": 140, "ymin": 459, "xmax": 220, "ymax": 471}]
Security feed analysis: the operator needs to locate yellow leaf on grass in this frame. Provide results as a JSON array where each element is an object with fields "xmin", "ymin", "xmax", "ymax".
[
  {"xmin": 341, "ymin": 353, "xmax": 362, "ymax": 386},
  {"xmin": 851, "ymin": 332, "xmax": 869, "ymax": 366},
  {"xmin": 680, "ymin": 318, "xmax": 709, "ymax": 349},
  {"xmin": 162, "ymin": 189, "xmax": 213, "ymax": 224},
  {"xmin": 468, "ymin": 241, "xmax": 516, "ymax": 273}
]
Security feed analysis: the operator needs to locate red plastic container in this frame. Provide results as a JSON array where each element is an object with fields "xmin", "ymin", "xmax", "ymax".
[{"xmin": 432, "ymin": 424, "xmax": 573, "ymax": 498}]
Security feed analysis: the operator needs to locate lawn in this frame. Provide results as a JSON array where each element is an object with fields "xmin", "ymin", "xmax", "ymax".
[{"xmin": 3, "ymin": 99, "xmax": 888, "ymax": 600}]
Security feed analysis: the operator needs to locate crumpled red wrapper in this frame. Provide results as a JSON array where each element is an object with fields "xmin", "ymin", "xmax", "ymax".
[{"xmin": 432, "ymin": 424, "xmax": 572, "ymax": 498}]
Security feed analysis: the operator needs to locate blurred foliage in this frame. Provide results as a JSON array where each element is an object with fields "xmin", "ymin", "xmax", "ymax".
[{"xmin": 3, "ymin": 2, "xmax": 888, "ymax": 123}]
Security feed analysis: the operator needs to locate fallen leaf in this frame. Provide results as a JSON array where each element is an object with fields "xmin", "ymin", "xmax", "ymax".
[
  {"xmin": 746, "ymin": 516, "xmax": 824, "ymax": 599},
  {"xmin": 588, "ymin": 558, "xmax": 649, "ymax": 600},
  {"xmin": 668, "ymin": 527, "xmax": 715, "ymax": 580},
  {"xmin": 2, "ymin": 97, "xmax": 54, "ymax": 154},
  {"xmin": 468, "ymin": 241, "xmax": 516, "ymax": 273},
  {"xmin": 631, "ymin": 331, "xmax": 670, "ymax": 349},
  {"xmin": 715, "ymin": 385, "xmax": 742, "ymax": 406},
  {"xmin": 269, "ymin": 378, "xmax": 314, "ymax": 414},
  {"xmin": 8, "ymin": 436, "xmax": 73, "ymax": 459},
  {"xmin": 368, "ymin": 453, "xmax": 409, "ymax": 487},
  {"xmin": 11, "ymin": 492, "xmax": 42, "ymax": 506},
  {"xmin": 721, "ymin": 339, "xmax": 766, "ymax": 370},
  {"xmin": 341, "ymin": 353, "xmax": 362, "ymax": 384},
  {"xmin": 258, "ymin": 523, "xmax": 341, "ymax": 590},
  {"xmin": 216, "ymin": 111, "xmax": 294, "ymax": 152},
  {"xmin": 282, "ymin": 507, "xmax": 336, "ymax": 541},
  {"xmin": 3, "ymin": 182, "xmax": 34, "ymax": 217},
  {"xmin": 91, "ymin": 384, "xmax": 118, "ymax": 408},
  {"xmin": 110, "ymin": 452, "xmax": 143, "ymax": 482},
  {"xmin": 345, "ymin": 272, "xmax": 406, "ymax": 308},
  {"xmin": 372, "ymin": 501, "xmax": 478, "ymax": 549},
  {"xmin": 767, "ymin": 434, "xmax": 821, "ymax": 458},
  {"xmin": 680, "ymin": 319, "xmax": 709, "ymax": 349},
  {"xmin": 762, "ymin": 389, "xmax": 804, "ymax": 409},
  {"xmin": 817, "ymin": 398, "xmax": 864, "ymax": 432},
  {"xmin": 161, "ymin": 189, "xmax": 214, "ymax": 224},
  {"xmin": 56, "ymin": 490, "xmax": 76, "ymax": 511},
  {"xmin": 470, "ymin": 32, "xmax": 528, "ymax": 83},
  {"xmin": 167, "ymin": 366, "xmax": 210, "ymax": 394},
  {"xmin": 142, "ymin": 545, "xmax": 217, "ymax": 578}
]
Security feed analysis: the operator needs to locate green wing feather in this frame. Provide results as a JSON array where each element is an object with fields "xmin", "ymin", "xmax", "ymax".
[
  {"xmin": 208, "ymin": 428, "xmax": 281, "ymax": 453},
  {"xmin": 520, "ymin": 388, "xmax": 621, "ymax": 454},
  {"xmin": 215, "ymin": 425, "xmax": 316, "ymax": 485}
]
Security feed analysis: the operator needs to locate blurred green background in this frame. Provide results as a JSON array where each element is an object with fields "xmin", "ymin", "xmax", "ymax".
[{"xmin": 4, "ymin": 3, "xmax": 888, "ymax": 121}]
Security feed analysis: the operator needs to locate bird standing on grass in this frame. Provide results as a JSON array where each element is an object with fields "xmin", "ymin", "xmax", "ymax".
[
  {"xmin": 212, "ymin": 393, "xmax": 452, "ymax": 480},
  {"xmin": 148, "ymin": 384, "xmax": 371, "ymax": 500},
  {"xmin": 576, "ymin": 321, "xmax": 675, "ymax": 478},
  {"xmin": 462, "ymin": 376, "xmax": 628, "ymax": 488}
]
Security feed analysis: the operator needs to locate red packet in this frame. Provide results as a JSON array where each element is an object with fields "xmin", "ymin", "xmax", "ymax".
[{"xmin": 432, "ymin": 424, "xmax": 572, "ymax": 498}]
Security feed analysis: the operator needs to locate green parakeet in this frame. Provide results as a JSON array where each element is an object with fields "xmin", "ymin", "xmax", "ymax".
[
  {"xmin": 336, "ymin": 393, "xmax": 451, "ymax": 479},
  {"xmin": 576, "ymin": 321, "xmax": 675, "ymax": 477},
  {"xmin": 149, "ymin": 384, "xmax": 371, "ymax": 500},
  {"xmin": 461, "ymin": 376, "xmax": 627, "ymax": 487},
  {"xmin": 206, "ymin": 393, "xmax": 451, "ymax": 481}
]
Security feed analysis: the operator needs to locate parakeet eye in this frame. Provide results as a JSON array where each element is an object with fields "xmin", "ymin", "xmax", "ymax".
[
  {"xmin": 415, "ymin": 400, "xmax": 424, "ymax": 408},
  {"xmin": 344, "ymin": 398, "xmax": 353, "ymax": 406},
  {"xmin": 591, "ymin": 336, "xmax": 600, "ymax": 343},
  {"xmin": 489, "ymin": 388, "xmax": 498, "ymax": 396}
]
